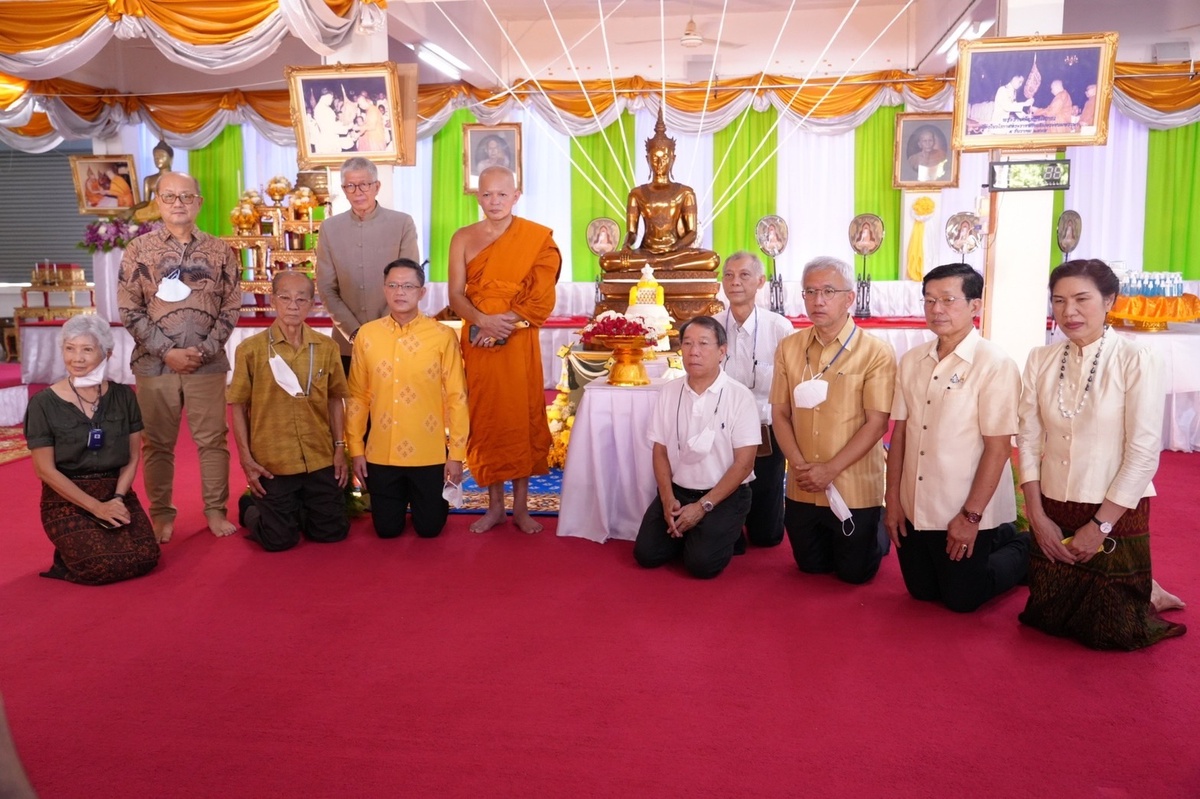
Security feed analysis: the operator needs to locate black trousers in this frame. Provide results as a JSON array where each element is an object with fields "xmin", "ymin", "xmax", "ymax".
[
  {"xmin": 366, "ymin": 463, "xmax": 448, "ymax": 538},
  {"xmin": 744, "ymin": 426, "xmax": 785, "ymax": 547},
  {"xmin": 897, "ymin": 520, "xmax": 1030, "ymax": 613},
  {"xmin": 785, "ymin": 499, "xmax": 883, "ymax": 584},
  {"xmin": 245, "ymin": 466, "xmax": 349, "ymax": 552},
  {"xmin": 634, "ymin": 483, "xmax": 752, "ymax": 579}
]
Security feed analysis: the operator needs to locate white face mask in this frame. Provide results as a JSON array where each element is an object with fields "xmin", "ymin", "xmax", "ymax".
[
  {"xmin": 793, "ymin": 378, "xmax": 829, "ymax": 409},
  {"xmin": 682, "ymin": 425, "xmax": 716, "ymax": 463},
  {"xmin": 825, "ymin": 483, "xmax": 855, "ymax": 537},
  {"xmin": 72, "ymin": 358, "xmax": 108, "ymax": 388},
  {"xmin": 266, "ymin": 340, "xmax": 314, "ymax": 398},
  {"xmin": 155, "ymin": 268, "xmax": 192, "ymax": 303},
  {"xmin": 442, "ymin": 480, "xmax": 464, "ymax": 508}
]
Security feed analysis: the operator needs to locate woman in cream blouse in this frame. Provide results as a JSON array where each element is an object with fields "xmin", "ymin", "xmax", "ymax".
[{"xmin": 1017, "ymin": 260, "xmax": 1185, "ymax": 650}]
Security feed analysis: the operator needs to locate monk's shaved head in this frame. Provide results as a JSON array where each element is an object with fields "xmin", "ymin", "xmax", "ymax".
[{"xmin": 478, "ymin": 166, "xmax": 516, "ymax": 191}]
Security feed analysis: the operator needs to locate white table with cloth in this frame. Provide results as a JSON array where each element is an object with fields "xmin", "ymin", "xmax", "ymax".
[{"xmin": 558, "ymin": 379, "xmax": 666, "ymax": 543}]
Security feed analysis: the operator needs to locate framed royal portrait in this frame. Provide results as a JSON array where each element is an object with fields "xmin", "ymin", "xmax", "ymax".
[
  {"xmin": 286, "ymin": 61, "xmax": 417, "ymax": 169},
  {"xmin": 68, "ymin": 154, "xmax": 139, "ymax": 216},
  {"xmin": 586, "ymin": 217, "xmax": 619, "ymax": 256},
  {"xmin": 894, "ymin": 113, "xmax": 959, "ymax": 189},
  {"xmin": 463, "ymin": 123, "xmax": 523, "ymax": 194},
  {"xmin": 952, "ymin": 32, "xmax": 1118, "ymax": 151}
]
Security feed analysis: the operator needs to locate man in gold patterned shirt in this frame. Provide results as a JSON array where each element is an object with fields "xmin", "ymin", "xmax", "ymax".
[
  {"xmin": 228, "ymin": 272, "xmax": 350, "ymax": 551},
  {"xmin": 118, "ymin": 172, "xmax": 242, "ymax": 542},
  {"xmin": 346, "ymin": 259, "xmax": 469, "ymax": 538}
]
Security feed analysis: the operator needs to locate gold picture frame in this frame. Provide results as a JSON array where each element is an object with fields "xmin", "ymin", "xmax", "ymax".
[
  {"xmin": 463, "ymin": 123, "xmax": 523, "ymax": 194},
  {"xmin": 286, "ymin": 61, "xmax": 417, "ymax": 169},
  {"xmin": 952, "ymin": 32, "xmax": 1118, "ymax": 151},
  {"xmin": 893, "ymin": 113, "xmax": 959, "ymax": 189},
  {"xmin": 68, "ymin": 154, "xmax": 139, "ymax": 215}
]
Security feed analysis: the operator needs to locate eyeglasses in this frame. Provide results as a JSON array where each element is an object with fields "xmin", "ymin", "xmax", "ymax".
[
  {"xmin": 342, "ymin": 181, "xmax": 379, "ymax": 194},
  {"xmin": 385, "ymin": 282, "xmax": 422, "ymax": 293},
  {"xmin": 801, "ymin": 288, "xmax": 852, "ymax": 300},
  {"xmin": 273, "ymin": 295, "xmax": 313, "ymax": 307},
  {"xmin": 159, "ymin": 192, "xmax": 198, "ymax": 205},
  {"xmin": 923, "ymin": 296, "xmax": 966, "ymax": 309}
]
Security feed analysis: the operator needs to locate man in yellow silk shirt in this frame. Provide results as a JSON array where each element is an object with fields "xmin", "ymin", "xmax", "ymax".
[{"xmin": 346, "ymin": 259, "xmax": 469, "ymax": 539}]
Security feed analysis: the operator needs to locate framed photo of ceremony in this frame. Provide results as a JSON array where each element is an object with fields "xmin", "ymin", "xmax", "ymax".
[
  {"xmin": 286, "ymin": 61, "xmax": 417, "ymax": 169},
  {"xmin": 463, "ymin": 123, "xmax": 523, "ymax": 194},
  {"xmin": 951, "ymin": 32, "xmax": 1118, "ymax": 152},
  {"xmin": 893, "ymin": 113, "xmax": 958, "ymax": 189},
  {"xmin": 68, "ymin": 154, "xmax": 139, "ymax": 215}
]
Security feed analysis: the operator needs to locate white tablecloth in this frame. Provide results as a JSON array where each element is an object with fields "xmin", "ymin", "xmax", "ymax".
[
  {"xmin": 0, "ymin": 385, "xmax": 28, "ymax": 427},
  {"xmin": 557, "ymin": 379, "xmax": 666, "ymax": 543}
]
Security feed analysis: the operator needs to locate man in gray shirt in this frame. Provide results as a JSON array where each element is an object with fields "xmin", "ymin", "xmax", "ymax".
[{"xmin": 316, "ymin": 156, "xmax": 420, "ymax": 373}]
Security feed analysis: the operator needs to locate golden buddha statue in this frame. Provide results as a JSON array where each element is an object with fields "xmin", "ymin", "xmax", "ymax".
[
  {"xmin": 600, "ymin": 112, "xmax": 719, "ymax": 273},
  {"xmin": 595, "ymin": 111, "xmax": 723, "ymax": 325},
  {"xmin": 126, "ymin": 139, "xmax": 174, "ymax": 224}
]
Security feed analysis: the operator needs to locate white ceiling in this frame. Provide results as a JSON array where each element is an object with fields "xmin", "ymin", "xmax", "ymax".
[{"xmin": 56, "ymin": 1, "xmax": 1199, "ymax": 96}]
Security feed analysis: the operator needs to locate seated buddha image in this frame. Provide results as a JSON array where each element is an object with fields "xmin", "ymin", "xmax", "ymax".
[
  {"xmin": 126, "ymin": 139, "xmax": 174, "ymax": 224},
  {"xmin": 599, "ymin": 112, "xmax": 720, "ymax": 274}
]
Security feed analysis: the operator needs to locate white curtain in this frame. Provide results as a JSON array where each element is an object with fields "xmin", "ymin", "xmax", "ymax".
[
  {"xmin": 241, "ymin": 125, "xmax": 298, "ymax": 196},
  {"xmin": 1062, "ymin": 107, "xmax": 1149, "ymax": 272},
  {"xmin": 508, "ymin": 107, "xmax": 574, "ymax": 280},
  {"xmin": 931, "ymin": 150, "xmax": 990, "ymax": 271},
  {"xmin": 775, "ymin": 115, "xmax": 856, "ymax": 279},
  {"xmin": 389, "ymin": 137, "xmax": 434, "ymax": 268}
]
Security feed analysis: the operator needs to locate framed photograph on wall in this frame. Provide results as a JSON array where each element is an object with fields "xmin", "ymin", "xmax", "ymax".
[
  {"xmin": 893, "ymin": 113, "xmax": 958, "ymax": 189},
  {"xmin": 286, "ymin": 61, "xmax": 417, "ymax": 169},
  {"xmin": 952, "ymin": 32, "xmax": 1118, "ymax": 151},
  {"xmin": 68, "ymin": 155, "xmax": 139, "ymax": 215},
  {"xmin": 463, "ymin": 123, "xmax": 523, "ymax": 194}
]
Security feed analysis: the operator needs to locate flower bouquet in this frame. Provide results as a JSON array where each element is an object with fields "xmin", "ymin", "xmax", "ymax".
[
  {"xmin": 78, "ymin": 218, "xmax": 162, "ymax": 253},
  {"xmin": 580, "ymin": 311, "xmax": 656, "ymax": 386}
]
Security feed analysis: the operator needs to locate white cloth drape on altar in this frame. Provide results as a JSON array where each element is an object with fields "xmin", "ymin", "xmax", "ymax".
[{"xmin": 92, "ymin": 249, "xmax": 123, "ymax": 323}]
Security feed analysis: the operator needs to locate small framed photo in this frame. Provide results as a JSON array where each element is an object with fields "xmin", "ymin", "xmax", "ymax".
[
  {"xmin": 587, "ymin": 218, "xmax": 620, "ymax": 255},
  {"xmin": 849, "ymin": 213, "xmax": 884, "ymax": 256},
  {"xmin": 893, "ymin": 113, "xmax": 958, "ymax": 189},
  {"xmin": 463, "ymin": 123, "xmax": 522, "ymax": 194},
  {"xmin": 952, "ymin": 32, "xmax": 1118, "ymax": 151},
  {"xmin": 286, "ymin": 61, "xmax": 417, "ymax": 169},
  {"xmin": 756, "ymin": 215, "xmax": 788, "ymax": 257},
  {"xmin": 68, "ymin": 155, "xmax": 139, "ymax": 215}
]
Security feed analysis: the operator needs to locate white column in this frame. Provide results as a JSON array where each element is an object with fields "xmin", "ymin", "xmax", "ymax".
[
  {"xmin": 323, "ymin": 28, "xmax": 394, "ymax": 210},
  {"xmin": 982, "ymin": 0, "xmax": 1065, "ymax": 369}
]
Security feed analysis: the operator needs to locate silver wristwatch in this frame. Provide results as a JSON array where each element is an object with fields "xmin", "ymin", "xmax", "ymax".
[
  {"xmin": 1091, "ymin": 515, "xmax": 1113, "ymax": 535},
  {"xmin": 700, "ymin": 499, "xmax": 714, "ymax": 513}
]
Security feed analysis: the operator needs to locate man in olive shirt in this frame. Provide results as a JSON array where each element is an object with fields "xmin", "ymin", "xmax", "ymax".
[
  {"xmin": 229, "ymin": 272, "xmax": 350, "ymax": 551},
  {"xmin": 770, "ymin": 256, "xmax": 896, "ymax": 584},
  {"xmin": 316, "ymin": 156, "xmax": 420, "ymax": 374}
]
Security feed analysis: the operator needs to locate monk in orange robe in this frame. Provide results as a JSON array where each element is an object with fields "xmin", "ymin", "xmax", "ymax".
[
  {"xmin": 1031, "ymin": 80, "xmax": 1075, "ymax": 133},
  {"xmin": 449, "ymin": 166, "xmax": 561, "ymax": 534}
]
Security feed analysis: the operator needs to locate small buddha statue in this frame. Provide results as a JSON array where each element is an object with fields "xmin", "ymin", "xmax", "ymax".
[
  {"xmin": 126, "ymin": 139, "xmax": 174, "ymax": 223},
  {"xmin": 599, "ymin": 111, "xmax": 720, "ymax": 273}
]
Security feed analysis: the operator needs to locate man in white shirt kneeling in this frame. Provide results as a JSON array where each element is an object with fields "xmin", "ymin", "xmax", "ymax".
[{"xmin": 633, "ymin": 316, "xmax": 761, "ymax": 579}]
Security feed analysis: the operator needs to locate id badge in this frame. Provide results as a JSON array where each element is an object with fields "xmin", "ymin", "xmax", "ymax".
[{"xmin": 87, "ymin": 428, "xmax": 105, "ymax": 450}]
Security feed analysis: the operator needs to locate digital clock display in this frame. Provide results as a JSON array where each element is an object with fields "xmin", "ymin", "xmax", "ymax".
[{"xmin": 988, "ymin": 160, "xmax": 1071, "ymax": 192}]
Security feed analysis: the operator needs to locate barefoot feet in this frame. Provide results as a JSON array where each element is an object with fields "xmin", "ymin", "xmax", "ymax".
[
  {"xmin": 1151, "ymin": 579, "xmax": 1186, "ymax": 613},
  {"xmin": 513, "ymin": 510, "xmax": 542, "ymax": 534},
  {"xmin": 206, "ymin": 511, "xmax": 237, "ymax": 538},
  {"xmin": 470, "ymin": 508, "xmax": 507, "ymax": 534},
  {"xmin": 153, "ymin": 518, "xmax": 174, "ymax": 544}
]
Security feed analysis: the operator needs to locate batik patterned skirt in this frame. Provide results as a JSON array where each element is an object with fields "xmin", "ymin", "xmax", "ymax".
[
  {"xmin": 40, "ymin": 471, "xmax": 160, "ymax": 586},
  {"xmin": 1019, "ymin": 496, "xmax": 1185, "ymax": 650}
]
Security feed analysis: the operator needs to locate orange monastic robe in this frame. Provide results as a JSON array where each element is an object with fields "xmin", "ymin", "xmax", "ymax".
[{"xmin": 460, "ymin": 216, "xmax": 561, "ymax": 487}]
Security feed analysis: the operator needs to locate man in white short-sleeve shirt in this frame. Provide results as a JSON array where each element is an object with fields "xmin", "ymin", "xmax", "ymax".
[
  {"xmin": 634, "ymin": 316, "xmax": 761, "ymax": 579},
  {"xmin": 884, "ymin": 263, "xmax": 1030, "ymax": 612}
]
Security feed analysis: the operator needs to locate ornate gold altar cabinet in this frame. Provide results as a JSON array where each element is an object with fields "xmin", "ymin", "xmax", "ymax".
[{"xmin": 595, "ymin": 111, "xmax": 723, "ymax": 324}]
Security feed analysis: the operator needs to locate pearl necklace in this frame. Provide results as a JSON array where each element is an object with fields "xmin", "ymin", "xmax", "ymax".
[{"xmin": 1057, "ymin": 326, "xmax": 1106, "ymax": 419}]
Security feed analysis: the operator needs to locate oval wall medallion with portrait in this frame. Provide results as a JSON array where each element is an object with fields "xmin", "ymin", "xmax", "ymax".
[
  {"xmin": 756, "ymin": 214, "xmax": 788, "ymax": 258},
  {"xmin": 1057, "ymin": 210, "xmax": 1082, "ymax": 256},
  {"xmin": 945, "ymin": 212, "xmax": 981, "ymax": 255},
  {"xmin": 849, "ymin": 213, "xmax": 884, "ymax": 256},
  {"xmin": 587, "ymin": 217, "xmax": 620, "ymax": 256}
]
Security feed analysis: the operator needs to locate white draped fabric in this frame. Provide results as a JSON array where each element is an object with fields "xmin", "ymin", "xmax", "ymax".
[
  {"xmin": 0, "ymin": 386, "xmax": 29, "ymax": 427},
  {"xmin": 509, "ymin": 108, "xmax": 575, "ymax": 278},
  {"xmin": 241, "ymin": 126, "xmax": 299, "ymax": 197},
  {"xmin": 1062, "ymin": 107, "xmax": 1149, "ymax": 272},
  {"xmin": 0, "ymin": 0, "xmax": 382, "ymax": 81},
  {"xmin": 774, "ymin": 115, "xmax": 857, "ymax": 279},
  {"xmin": 388, "ymin": 136, "xmax": 434, "ymax": 268},
  {"xmin": 1114, "ymin": 88, "xmax": 1200, "ymax": 130}
]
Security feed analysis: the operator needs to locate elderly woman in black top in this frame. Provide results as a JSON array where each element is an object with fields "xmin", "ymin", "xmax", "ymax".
[{"xmin": 23, "ymin": 314, "xmax": 159, "ymax": 584}]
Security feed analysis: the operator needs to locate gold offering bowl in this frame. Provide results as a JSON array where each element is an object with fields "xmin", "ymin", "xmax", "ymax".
[{"xmin": 592, "ymin": 335, "xmax": 653, "ymax": 386}]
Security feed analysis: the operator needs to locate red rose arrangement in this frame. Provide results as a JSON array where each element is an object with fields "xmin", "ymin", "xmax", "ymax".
[{"xmin": 579, "ymin": 311, "xmax": 656, "ymax": 345}]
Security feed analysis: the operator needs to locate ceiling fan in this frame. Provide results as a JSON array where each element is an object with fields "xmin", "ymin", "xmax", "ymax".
[{"xmin": 624, "ymin": 16, "xmax": 745, "ymax": 50}]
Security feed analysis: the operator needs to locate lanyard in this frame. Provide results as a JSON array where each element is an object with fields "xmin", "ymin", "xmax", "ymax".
[
  {"xmin": 675, "ymin": 382, "xmax": 724, "ymax": 451},
  {"xmin": 806, "ymin": 326, "xmax": 855, "ymax": 381}
]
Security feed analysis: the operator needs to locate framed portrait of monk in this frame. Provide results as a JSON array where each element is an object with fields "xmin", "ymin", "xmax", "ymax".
[
  {"xmin": 68, "ymin": 155, "xmax": 139, "ymax": 215},
  {"xmin": 952, "ymin": 32, "xmax": 1118, "ymax": 151},
  {"xmin": 286, "ymin": 62, "xmax": 417, "ymax": 169},
  {"xmin": 893, "ymin": 113, "xmax": 958, "ymax": 189},
  {"xmin": 463, "ymin": 124, "xmax": 523, "ymax": 194}
]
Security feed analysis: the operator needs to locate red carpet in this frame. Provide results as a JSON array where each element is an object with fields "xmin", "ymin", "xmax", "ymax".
[{"xmin": 0, "ymin": 429, "xmax": 1196, "ymax": 798}]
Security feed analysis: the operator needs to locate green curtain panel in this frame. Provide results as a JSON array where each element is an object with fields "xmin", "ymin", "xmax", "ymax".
[
  {"xmin": 1144, "ymin": 121, "xmax": 1200, "ymax": 280},
  {"xmin": 711, "ymin": 107, "xmax": 778, "ymax": 271},
  {"xmin": 569, "ymin": 114, "xmax": 636, "ymax": 282},
  {"xmin": 189, "ymin": 125, "xmax": 244, "ymax": 237},
  {"xmin": 853, "ymin": 106, "xmax": 901, "ymax": 280},
  {"xmin": 427, "ymin": 108, "xmax": 479, "ymax": 282}
]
